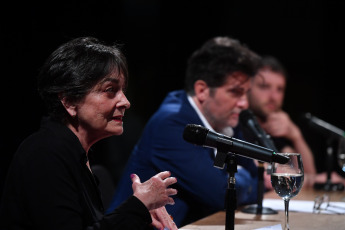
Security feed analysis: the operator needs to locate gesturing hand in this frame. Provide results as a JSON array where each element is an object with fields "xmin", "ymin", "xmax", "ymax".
[
  {"xmin": 131, "ymin": 171, "xmax": 178, "ymax": 210},
  {"xmin": 150, "ymin": 207, "xmax": 178, "ymax": 230}
]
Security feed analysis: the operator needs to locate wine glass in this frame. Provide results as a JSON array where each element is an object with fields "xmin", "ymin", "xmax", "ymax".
[{"xmin": 271, "ymin": 153, "xmax": 304, "ymax": 230}]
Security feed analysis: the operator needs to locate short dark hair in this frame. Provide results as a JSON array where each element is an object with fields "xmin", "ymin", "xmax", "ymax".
[
  {"xmin": 260, "ymin": 55, "xmax": 288, "ymax": 80},
  {"xmin": 184, "ymin": 36, "xmax": 261, "ymax": 94},
  {"xmin": 37, "ymin": 37, "xmax": 128, "ymax": 123}
]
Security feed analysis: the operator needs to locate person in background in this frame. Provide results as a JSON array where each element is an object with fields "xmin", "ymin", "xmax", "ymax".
[
  {"xmin": 107, "ymin": 36, "xmax": 262, "ymax": 227},
  {"xmin": 246, "ymin": 55, "xmax": 345, "ymax": 188},
  {"xmin": 0, "ymin": 37, "xmax": 177, "ymax": 230}
]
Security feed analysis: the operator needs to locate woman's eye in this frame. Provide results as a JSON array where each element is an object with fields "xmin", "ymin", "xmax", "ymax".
[{"xmin": 105, "ymin": 87, "xmax": 115, "ymax": 93}]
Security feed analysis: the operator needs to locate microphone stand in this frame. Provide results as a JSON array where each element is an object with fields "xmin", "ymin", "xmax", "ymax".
[
  {"xmin": 239, "ymin": 110, "xmax": 278, "ymax": 215},
  {"xmin": 241, "ymin": 161, "xmax": 277, "ymax": 214},
  {"xmin": 241, "ymin": 135, "xmax": 277, "ymax": 215},
  {"xmin": 313, "ymin": 137, "xmax": 344, "ymax": 191},
  {"xmin": 213, "ymin": 150, "xmax": 237, "ymax": 230}
]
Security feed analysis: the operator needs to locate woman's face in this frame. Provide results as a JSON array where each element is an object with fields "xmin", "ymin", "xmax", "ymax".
[{"xmin": 74, "ymin": 72, "xmax": 130, "ymax": 141}]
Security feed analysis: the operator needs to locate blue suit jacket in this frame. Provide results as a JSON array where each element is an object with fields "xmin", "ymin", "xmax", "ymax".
[{"xmin": 107, "ymin": 90, "xmax": 258, "ymax": 227}]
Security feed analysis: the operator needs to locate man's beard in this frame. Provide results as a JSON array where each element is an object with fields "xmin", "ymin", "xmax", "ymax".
[{"xmin": 250, "ymin": 106, "xmax": 269, "ymax": 122}]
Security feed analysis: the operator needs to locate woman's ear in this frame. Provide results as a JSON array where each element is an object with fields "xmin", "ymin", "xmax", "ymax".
[
  {"xmin": 60, "ymin": 96, "xmax": 77, "ymax": 118},
  {"xmin": 194, "ymin": 80, "xmax": 210, "ymax": 103}
]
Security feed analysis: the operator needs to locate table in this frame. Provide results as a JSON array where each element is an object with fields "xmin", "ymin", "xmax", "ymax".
[{"xmin": 180, "ymin": 186, "xmax": 345, "ymax": 230}]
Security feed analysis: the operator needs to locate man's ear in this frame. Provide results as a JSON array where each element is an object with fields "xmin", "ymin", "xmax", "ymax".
[
  {"xmin": 60, "ymin": 96, "xmax": 77, "ymax": 118},
  {"xmin": 194, "ymin": 80, "xmax": 210, "ymax": 103}
]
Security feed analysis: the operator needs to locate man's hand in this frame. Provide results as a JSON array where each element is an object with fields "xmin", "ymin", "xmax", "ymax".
[{"xmin": 262, "ymin": 111, "xmax": 300, "ymax": 141}]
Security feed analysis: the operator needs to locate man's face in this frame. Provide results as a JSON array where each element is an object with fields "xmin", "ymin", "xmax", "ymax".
[
  {"xmin": 201, "ymin": 72, "xmax": 250, "ymax": 132},
  {"xmin": 247, "ymin": 68, "xmax": 286, "ymax": 120}
]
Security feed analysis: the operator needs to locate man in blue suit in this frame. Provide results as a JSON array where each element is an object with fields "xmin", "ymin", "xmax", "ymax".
[{"xmin": 107, "ymin": 36, "xmax": 262, "ymax": 227}]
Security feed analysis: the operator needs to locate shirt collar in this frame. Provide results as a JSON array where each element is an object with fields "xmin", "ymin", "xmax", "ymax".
[
  {"xmin": 187, "ymin": 94, "xmax": 234, "ymax": 136},
  {"xmin": 187, "ymin": 95, "xmax": 214, "ymax": 132},
  {"xmin": 187, "ymin": 94, "xmax": 236, "ymax": 158}
]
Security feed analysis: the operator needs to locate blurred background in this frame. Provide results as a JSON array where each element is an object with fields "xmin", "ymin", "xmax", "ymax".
[{"xmin": 2, "ymin": 0, "xmax": 345, "ymax": 198}]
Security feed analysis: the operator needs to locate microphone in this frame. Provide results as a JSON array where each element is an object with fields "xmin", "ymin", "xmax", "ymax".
[
  {"xmin": 183, "ymin": 124, "xmax": 289, "ymax": 164},
  {"xmin": 240, "ymin": 109, "xmax": 278, "ymax": 152},
  {"xmin": 304, "ymin": 113, "xmax": 345, "ymax": 139}
]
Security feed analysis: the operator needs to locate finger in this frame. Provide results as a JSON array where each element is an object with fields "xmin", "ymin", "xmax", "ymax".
[
  {"xmin": 150, "ymin": 210, "xmax": 164, "ymax": 230},
  {"xmin": 156, "ymin": 207, "xmax": 178, "ymax": 230},
  {"xmin": 150, "ymin": 215, "xmax": 163, "ymax": 230},
  {"xmin": 164, "ymin": 177, "xmax": 177, "ymax": 187},
  {"xmin": 166, "ymin": 188, "xmax": 178, "ymax": 196},
  {"xmin": 130, "ymin": 173, "xmax": 141, "ymax": 184},
  {"xmin": 164, "ymin": 214, "xmax": 178, "ymax": 230},
  {"xmin": 166, "ymin": 218, "xmax": 178, "ymax": 230},
  {"xmin": 166, "ymin": 197, "xmax": 175, "ymax": 205},
  {"xmin": 153, "ymin": 207, "xmax": 170, "ymax": 224},
  {"xmin": 156, "ymin": 171, "xmax": 171, "ymax": 180}
]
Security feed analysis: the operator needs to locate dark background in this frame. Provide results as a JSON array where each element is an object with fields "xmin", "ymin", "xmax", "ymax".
[{"xmin": 2, "ymin": 0, "xmax": 345, "ymax": 198}]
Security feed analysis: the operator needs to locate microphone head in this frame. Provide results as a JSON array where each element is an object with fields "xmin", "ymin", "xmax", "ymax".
[
  {"xmin": 183, "ymin": 124, "xmax": 209, "ymax": 145},
  {"xmin": 272, "ymin": 152, "xmax": 290, "ymax": 164},
  {"xmin": 304, "ymin": 112, "xmax": 312, "ymax": 121},
  {"xmin": 239, "ymin": 109, "xmax": 264, "ymax": 133},
  {"xmin": 239, "ymin": 109, "xmax": 255, "ymax": 124},
  {"xmin": 303, "ymin": 112, "xmax": 345, "ymax": 138}
]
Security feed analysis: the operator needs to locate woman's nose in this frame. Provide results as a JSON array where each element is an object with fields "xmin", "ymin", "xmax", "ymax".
[{"xmin": 118, "ymin": 91, "xmax": 131, "ymax": 109}]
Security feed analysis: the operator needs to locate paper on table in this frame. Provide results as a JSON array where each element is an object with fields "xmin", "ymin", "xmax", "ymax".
[
  {"xmin": 263, "ymin": 199, "xmax": 345, "ymax": 214},
  {"xmin": 254, "ymin": 224, "xmax": 282, "ymax": 230}
]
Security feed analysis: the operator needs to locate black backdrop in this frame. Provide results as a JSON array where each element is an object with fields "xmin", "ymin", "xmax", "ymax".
[{"xmin": 2, "ymin": 0, "xmax": 345, "ymax": 196}]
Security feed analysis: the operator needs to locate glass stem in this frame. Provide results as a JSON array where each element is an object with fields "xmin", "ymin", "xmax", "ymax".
[{"xmin": 284, "ymin": 198, "xmax": 290, "ymax": 230}]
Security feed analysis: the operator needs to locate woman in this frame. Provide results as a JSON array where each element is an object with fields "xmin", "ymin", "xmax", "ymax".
[{"xmin": 0, "ymin": 37, "xmax": 178, "ymax": 230}]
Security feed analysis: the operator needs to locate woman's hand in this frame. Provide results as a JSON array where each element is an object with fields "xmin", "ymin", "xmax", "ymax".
[
  {"xmin": 131, "ymin": 171, "xmax": 177, "ymax": 210},
  {"xmin": 150, "ymin": 207, "xmax": 178, "ymax": 230}
]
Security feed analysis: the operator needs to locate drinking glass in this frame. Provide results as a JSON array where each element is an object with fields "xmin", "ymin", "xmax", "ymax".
[{"xmin": 271, "ymin": 153, "xmax": 304, "ymax": 230}]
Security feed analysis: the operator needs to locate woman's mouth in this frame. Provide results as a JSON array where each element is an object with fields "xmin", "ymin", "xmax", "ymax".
[{"xmin": 112, "ymin": 116, "xmax": 123, "ymax": 122}]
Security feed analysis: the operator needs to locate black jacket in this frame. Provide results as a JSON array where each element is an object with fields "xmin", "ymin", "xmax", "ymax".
[{"xmin": 0, "ymin": 117, "xmax": 152, "ymax": 230}]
